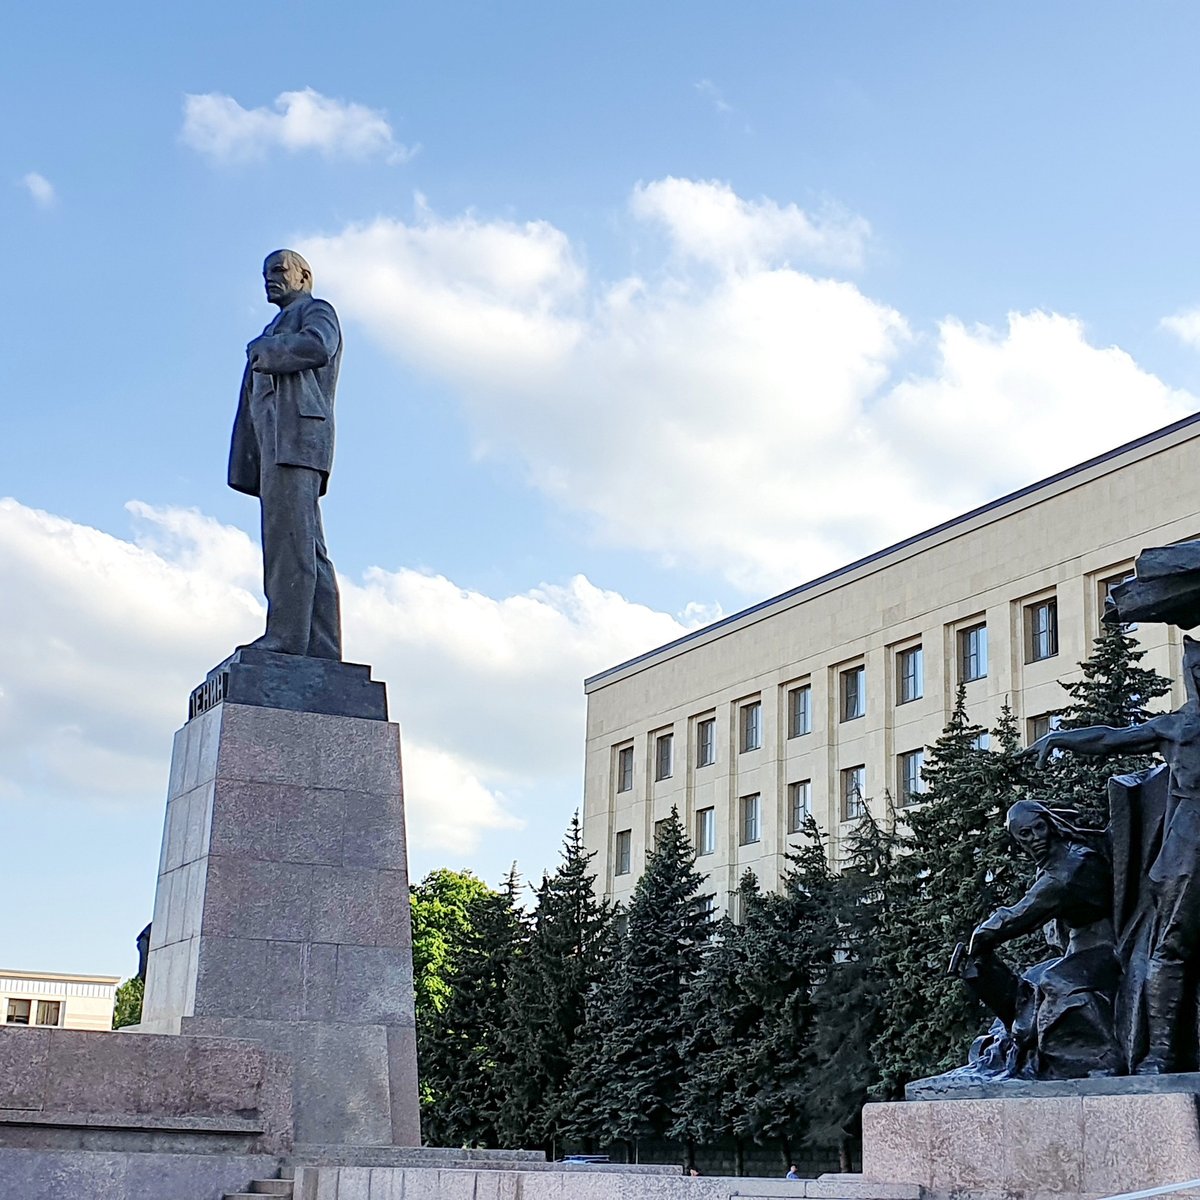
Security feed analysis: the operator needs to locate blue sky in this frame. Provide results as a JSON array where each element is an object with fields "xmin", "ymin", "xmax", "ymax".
[{"xmin": 5, "ymin": 2, "xmax": 1200, "ymax": 976}]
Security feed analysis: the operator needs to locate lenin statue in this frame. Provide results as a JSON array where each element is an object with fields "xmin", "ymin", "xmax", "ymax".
[{"xmin": 228, "ymin": 250, "xmax": 343, "ymax": 660}]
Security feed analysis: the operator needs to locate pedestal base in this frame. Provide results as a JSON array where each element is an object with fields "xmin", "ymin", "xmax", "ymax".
[
  {"xmin": 140, "ymin": 689, "xmax": 419, "ymax": 1147},
  {"xmin": 863, "ymin": 1084, "xmax": 1200, "ymax": 1196}
]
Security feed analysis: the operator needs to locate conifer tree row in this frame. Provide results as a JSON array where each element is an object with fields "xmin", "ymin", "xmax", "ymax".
[{"xmin": 412, "ymin": 622, "xmax": 1169, "ymax": 1165}]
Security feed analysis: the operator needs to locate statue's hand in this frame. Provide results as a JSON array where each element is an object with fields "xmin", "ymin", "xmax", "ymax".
[
  {"xmin": 968, "ymin": 925, "xmax": 997, "ymax": 956},
  {"xmin": 1020, "ymin": 733, "xmax": 1057, "ymax": 768},
  {"xmin": 246, "ymin": 336, "xmax": 269, "ymax": 370}
]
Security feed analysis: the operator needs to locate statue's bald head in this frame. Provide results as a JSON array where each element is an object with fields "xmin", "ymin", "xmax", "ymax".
[{"xmin": 263, "ymin": 249, "xmax": 313, "ymax": 308}]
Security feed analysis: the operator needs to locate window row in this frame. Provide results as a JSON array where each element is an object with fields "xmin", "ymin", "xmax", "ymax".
[
  {"xmin": 3, "ymin": 998, "xmax": 61, "ymax": 1026},
  {"xmin": 612, "ymin": 751, "xmax": 929, "ymax": 874}
]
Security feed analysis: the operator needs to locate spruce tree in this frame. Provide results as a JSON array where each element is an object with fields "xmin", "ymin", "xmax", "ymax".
[
  {"xmin": 420, "ymin": 867, "xmax": 527, "ymax": 1147},
  {"xmin": 565, "ymin": 807, "xmax": 708, "ymax": 1157},
  {"xmin": 497, "ymin": 814, "xmax": 613, "ymax": 1153},
  {"xmin": 801, "ymin": 805, "xmax": 898, "ymax": 1168},
  {"xmin": 1037, "ymin": 622, "xmax": 1172, "ymax": 825},
  {"xmin": 871, "ymin": 690, "xmax": 1032, "ymax": 1095}
]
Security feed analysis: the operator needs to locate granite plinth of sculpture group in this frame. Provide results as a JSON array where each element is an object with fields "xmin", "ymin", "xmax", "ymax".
[{"xmin": 861, "ymin": 540, "xmax": 1200, "ymax": 1197}]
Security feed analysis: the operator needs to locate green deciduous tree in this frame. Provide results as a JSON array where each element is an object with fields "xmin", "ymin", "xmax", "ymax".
[
  {"xmin": 112, "ymin": 976, "xmax": 144, "ymax": 1029},
  {"xmin": 419, "ymin": 868, "xmax": 527, "ymax": 1147}
]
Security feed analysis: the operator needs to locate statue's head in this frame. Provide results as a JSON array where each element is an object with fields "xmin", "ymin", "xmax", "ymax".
[
  {"xmin": 263, "ymin": 249, "xmax": 313, "ymax": 308},
  {"xmin": 1007, "ymin": 800, "xmax": 1058, "ymax": 864}
]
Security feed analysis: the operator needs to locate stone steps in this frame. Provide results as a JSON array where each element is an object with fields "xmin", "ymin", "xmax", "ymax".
[{"xmin": 223, "ymin": 1179, "xmax": 293, "ymax": 1199}]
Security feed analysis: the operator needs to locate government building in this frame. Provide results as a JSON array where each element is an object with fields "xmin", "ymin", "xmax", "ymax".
[
  {"xmin": 581, "ymin": 413, "xmax": 1200, "ymax": 916},
  {"xmin": 0, "ymin": 968, "xmax": 120, "ymax": 1031}
]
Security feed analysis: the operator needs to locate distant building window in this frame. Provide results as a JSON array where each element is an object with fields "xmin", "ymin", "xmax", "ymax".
[
  {"xmin": 1028, "ymin": 713, "xmax": 1062, "ymax": 744},
  {"xmin": 654, "ymin": 732, "xmax": 674, "ymax": 781},
  {"xmin": 1101, "ymin": 570, "xmax": 1136, "ymax": 629},
  {"xmin": 5, "ymin": 999, "xmax": 30, "ymax": 1025},
  {"xmin": 614, "ymin": 913, "xmax": 629, "ymax": 939},
  {"xmin": 740, "ymin": 793, "xmax": 761, "ymax": 845},
  {"xmin": 698, "ymin": 894, "xmax": 718, "ymax": 926},
  {"xmin": 788, "ymin": 780, "xmax": 812, "ymax": 833},
  {"xmin": 614, "ymin": 829, "xmax": 632, "ymax": 875},
  {"xmin": 960, "ymin": 623, "xmax": 988, "ymax": 682},
  {"xmin": 696, "ymin": 717, "xmax": 716, "ymax": 767},
  {"xmin": 897, "ymin": 646, "xmax": 923, "ymax": 704},
  {"xmin": 788, "ymin": 685, "xmax": 812, "ymax": 737},
  {"xmin": 841, "ymin": 766, "xmax": 866, "ymax": 821},
  {"xmin": 616, "ymin": 746, "xmax": 633, "ymax": 793},
  {"xmin": 740, "ymin": 702, "xmax": 762, "ymax": 752},
  {"xmin": 35, "ymin": 1000, "xmax": 61, "ymax": 1027},
  {"xmin": 696, "ymin": 806, "xmax": 716, "ymax": 855},
  {"xmin": 1026, "ymin": 599, "xmax": 1059, "ymax": 662},
  {"xmin": 841, "ymin": 665, "xmax": 866, "ymax": 722},
  {"xmin": 899, "ymin": 750, "xmax": 925, "ymax": 806},
  {"xmin": 654, "ymin": 818, "xmax": 670, "ymax": 844},
  {"xmin": 972, "ymin": 732, "xmax": 991, "ymax": 751}
]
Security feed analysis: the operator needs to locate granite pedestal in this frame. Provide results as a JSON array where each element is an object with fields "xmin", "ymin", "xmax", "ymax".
[
  {"xmin": 862, "ymin": 1076, "xmax": 1200, "ymax": 1197},
  {"xmin": 139, "ymin": 653, "xmax": 419, "ymax": 1149}
]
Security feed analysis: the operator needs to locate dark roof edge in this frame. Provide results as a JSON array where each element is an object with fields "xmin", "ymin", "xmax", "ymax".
[{"xmin": 584, "ymin": 409, "xmax": 1200, "ymax": 691}]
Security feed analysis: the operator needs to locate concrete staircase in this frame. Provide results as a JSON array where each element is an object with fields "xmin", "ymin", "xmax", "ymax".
[{"xmin": 223, "ymin": 1178, "xmax": 293, "ymax": 1200}]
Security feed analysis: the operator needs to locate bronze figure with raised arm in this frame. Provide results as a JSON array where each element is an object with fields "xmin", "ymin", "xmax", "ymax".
[{"xmin": 1025, "ymin": 635, "xmax": 1200, "ymax": 1073}]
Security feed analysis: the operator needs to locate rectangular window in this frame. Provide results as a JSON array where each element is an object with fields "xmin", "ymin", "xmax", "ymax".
[
  {"xmin": 898, "ymin": 749, "xmax": 925, "ymax": 806},
  {"xmin": 972, "ymin": 732, "xmax": 991, "ymax": 751},
  {"xmin": 841, "ymin": 766, "xmax": 866, "ymax": 821},
  {"xmin": 841, "ymin": 665, "xmax": 866, "ymax": 721},
  {"xmin": 1026, "ymin": 599, "xmax": 1059, "ymax": 662},
  {"xmin": 787, "ymin": 684, "xmax": 812, "ymax": 737},
  {"xmin": 1101, "ymin": 570, "xmax": 1136, "ymax": 629},
  {"xmin": 35, "ymin": 1000, "xmax": 61, "ymax": 1027},
  {"xmin": 696, "ymin": 806, "xmax": 716, "ymax": 855},
  {"xmin": 614, "ymin": 829, "xmax": 632, "ymax": 875},
  {"xmin": 788, "ymin": 780, "xmax": 812, "ymax": 833},
  {"xmin": 897, "ymin": 646, "xmax": 923, "ymax": 704},
  {"xmin": 696, "ymin": 717, "xmax": 716, "ymax": 767},
  {"xmin": 698, "ymin": 894, "xmax": 718, "ymax": 926},
  {"xmin": 654, "ymin": 818, "xmax": 670, "ymax": 844},
  {"xmin": 1028, "ymin": 713, "xmax": 1062, "ymax": 744},
  {"xmin": 5, "ymin": 998, "xmax": 30, "ymax": 1025},
  {"xmin": 654, "ymin": 732, "xmax": 674, "ymax": 781},
  {"xmin": 959, "ymin": 623, "xmax": 988, "ymax": 682},
  {"xmin": 614, "ymin": 913, "xmax": 629, "ymax": 939},
  {"xmin": 616, "ymin": 745, "xmax": 633, "ymax": 793},
  {"xmin": 739, "ymin": 793, "xmax": 761, "ymax": 844},
  {"xmin": 740, "ymin": 701, "xmax": 762, "ymax": 752}
]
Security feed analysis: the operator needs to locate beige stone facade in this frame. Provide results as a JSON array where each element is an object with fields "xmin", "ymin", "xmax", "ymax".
[
  {"xmin": 0, "ymin": 969, "xmax": 120, "ymax": 1032},
  {"xmin": 582, "ymin": 414, "xmax": 1200, "ymax": 914}
]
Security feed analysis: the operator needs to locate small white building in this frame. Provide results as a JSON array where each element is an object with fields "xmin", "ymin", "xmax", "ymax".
[{"xmin": 0, "ymin": 969, "xmax": 121, "ymax": 1032}]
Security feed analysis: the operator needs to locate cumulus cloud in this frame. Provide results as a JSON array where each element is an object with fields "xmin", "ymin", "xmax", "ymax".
[
  {"xmin": 20, "ymin": 171, "xmax": 55, "ymax": 207},
  {"xmin": 0, "ymin": 498, "xmax": 688, "ymax": 863},
  {"xmin": 181, "ymin": 88, "xmax": 416, "ymax": 164},
  {"xmin": 1161, "ymin": 308, "xmax": 1200, "ymax": 348},
  {"xmin": 303, "ymin": 180, "xmax": 1195, "ymax": 594},
  {"xmin": 631, "ymin": 177, "xmax": 871, "ymax": 270}
]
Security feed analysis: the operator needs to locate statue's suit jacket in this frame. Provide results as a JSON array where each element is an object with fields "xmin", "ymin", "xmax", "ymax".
[{"xmin": 228, "ymin": 294, "xmax": 342, "ymax": 498}]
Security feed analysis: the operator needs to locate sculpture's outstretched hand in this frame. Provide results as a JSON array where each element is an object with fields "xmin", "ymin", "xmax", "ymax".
[{"xmin": 1019, "ymin": 733, "xmax": 1058, "ymax": 769}]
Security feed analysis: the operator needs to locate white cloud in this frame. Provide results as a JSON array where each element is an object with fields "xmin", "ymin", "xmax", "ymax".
[
  {"xmin": 1161, "ymin": 307, "xmax": 1200, "ymax": 348},
  {"xmin": 181, "ymin": 88, "xmax": 416, "ymax": 164},
  {"xmin": 631, "ymin": 177, "xmax": 871, "ymax": 270},
  {"xmin": 304, "ymin": 181, "xmax": 1195, "ymax": 594},
  {"xmin": 20, "ymin": 172, "xmax": 55, "ymax": 207},
  {"xmin": 694, "ymin": 79, "xmax": 733, "ymax": 116},
  {"xmin": 0, "ymin": 499, "xmax": 688, "ymax": 861}
]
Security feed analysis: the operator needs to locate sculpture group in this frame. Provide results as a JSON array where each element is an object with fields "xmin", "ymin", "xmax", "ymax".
[{"xmin": 939, "ymin": 551, "xmax": 1200, "ymax": 1084}]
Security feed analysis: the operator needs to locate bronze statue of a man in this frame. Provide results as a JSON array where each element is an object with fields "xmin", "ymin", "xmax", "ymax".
[{"xmin": 228, "ymin": 250, "xmax": 343, "ymax": 659}]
